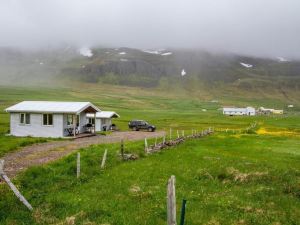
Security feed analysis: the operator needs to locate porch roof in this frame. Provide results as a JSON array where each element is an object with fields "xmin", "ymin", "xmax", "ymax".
[
  {"xmin": 5, "ymin": 101, "xmax": 101, "ymax": 114},
  {"xmin": 86, "ymin": 111, "xmax": 120, "ymax": 119}
]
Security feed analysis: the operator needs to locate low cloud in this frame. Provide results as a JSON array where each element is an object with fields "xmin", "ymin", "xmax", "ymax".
[{"xmin": 1, "ymin": 0, "xmax": 300, "ymax": 58}]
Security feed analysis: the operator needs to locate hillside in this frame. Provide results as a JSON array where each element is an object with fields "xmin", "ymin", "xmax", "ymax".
[{"xmin": 0, "ymin": 47, "xmax": 299, "ymax": 102}]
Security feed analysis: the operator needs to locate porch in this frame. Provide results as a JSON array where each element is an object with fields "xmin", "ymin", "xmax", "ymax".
[{"xmin": 63, "ymin": 105, "xmax": 98, "ymax": 137}]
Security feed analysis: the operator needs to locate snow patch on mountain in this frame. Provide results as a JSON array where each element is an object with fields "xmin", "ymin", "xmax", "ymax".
[
  {"xmin": 161, "ymin": 52, "xmax": 173, "ymax": 56},
  {"xmin": 277, "ymin": 57, "xmax": 289, "ymax": 62},
  {"xmin": 119, "ymin": 52, "xmax": 126, "ymax": 55},
  {"xmin": 143, "ymin": 50, "xmax": 161, "ymax": 55},
  {"xmin": 240, "ymin": 62, "xmax": 253, "ymax": 68},
  {"xmin": 79, "ymin": 47, "xmax": 93, "ymax": 57},
  {"xmin": 181, "ymin": 69, "xmax": 186, "ymax": 76}
]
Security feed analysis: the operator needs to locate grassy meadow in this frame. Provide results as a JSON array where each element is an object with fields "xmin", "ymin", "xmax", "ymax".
[{"xmin": 0, "ymin": 83, "xmax": 299, "ymax": 224}]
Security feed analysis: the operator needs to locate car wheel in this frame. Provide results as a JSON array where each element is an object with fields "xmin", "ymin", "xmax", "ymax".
[
  {"xmin": 132, "ymin": 127, "xmax": 137, "ymax": 131},
  {"xmin": 148, "ymin": 127, "xmax": 153, "ymax": 132}
]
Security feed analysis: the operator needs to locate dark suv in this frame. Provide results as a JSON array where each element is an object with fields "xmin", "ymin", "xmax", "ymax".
[{"xmin": 128, "ymin": 120, "xmax": 156, "ymax": 132}]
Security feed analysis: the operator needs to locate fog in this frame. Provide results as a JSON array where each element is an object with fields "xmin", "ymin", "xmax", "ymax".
[{"xmin": 1, "ymin": 0, "xmax": 300, "ymax": 58}]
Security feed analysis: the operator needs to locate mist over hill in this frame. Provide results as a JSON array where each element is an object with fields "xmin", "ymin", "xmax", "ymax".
[{"xmin": 0, "ymin": 47, "xmax": 299, "ymax": 101}]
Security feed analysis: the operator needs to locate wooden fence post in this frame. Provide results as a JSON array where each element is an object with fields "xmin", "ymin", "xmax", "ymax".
[
  {"xmin": 177, "ymin": 130, "xmax": 179, "ymax": 139},
  {"xmin": 0, "ymin": 160, "xmax": 33, "ymax": 211},
  {"xmin": 0, "ymin": 160, "xmax": 3, "ymax": 175},
  {"xmin": 77, "ymin": 152, "xmax": 80, "ymax": 178},
  {"xmin": 163, "ymin": 136, "xmax": 166, "ymax": 145},
  {"xmin": 101, "ymin": 149, "xmax": 108, "ymax": 169},
  {"xmin": 167, "ymin": 175, "xmax": 176, "ymax": 225},
  {"xmin": 145, "ymin": 138, "xmax": 148, "ymax": 153}
]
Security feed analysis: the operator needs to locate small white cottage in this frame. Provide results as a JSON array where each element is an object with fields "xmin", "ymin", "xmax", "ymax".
[
  {"xmin": 223, "ymin": 107, "xmax": 256, "ymax": 116},
  {"xmin": 5, "ymin": 101, "xmax": 101, "ymax": 138},
  {"xmin": 86, "ymin": 111, "xmax": 120, "ymax": 131}
]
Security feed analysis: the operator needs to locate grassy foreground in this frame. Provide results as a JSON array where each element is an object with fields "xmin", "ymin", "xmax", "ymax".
[
  {"xmin": 0, "ymin": 133, "xmax": 299, "ymax": 224},
  {"xmin": 0, "ymin": 84, "xmax": 299, "ymax": 224}
]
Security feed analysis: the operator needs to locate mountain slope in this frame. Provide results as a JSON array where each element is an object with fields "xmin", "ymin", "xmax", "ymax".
[{"xmin": 0, "ymin": 47, "xmax": 299, "ymax": 97}]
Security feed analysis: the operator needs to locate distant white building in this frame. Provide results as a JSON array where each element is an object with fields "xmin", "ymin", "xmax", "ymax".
[
  {"xmin": 223, "ymin": 107, "xmax": 256, "ymax": 116},
  {"xmin": 258, "ymin": 107, "xmax": 283, "ymax": 115},
  {"xmin": 5, "ymin": 101, "xmax": 102, "ymax": 138}
]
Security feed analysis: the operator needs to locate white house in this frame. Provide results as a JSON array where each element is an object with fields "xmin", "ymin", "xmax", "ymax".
[
  {"xmin": 223, "ymin": 107, "xmax": 256, "ymax": 116},
  {"xmin": 5, "ymin": 101, "xmax": 101, "ymax": 138},
  {"xmin": 86, "ymin": 111, "xmax": 120, "ymax": 131}
]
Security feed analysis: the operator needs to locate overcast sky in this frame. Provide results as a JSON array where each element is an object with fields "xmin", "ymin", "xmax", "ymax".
[{"xmin": 1, "ymin": 0, "xmax": 300, "ymax": 58}]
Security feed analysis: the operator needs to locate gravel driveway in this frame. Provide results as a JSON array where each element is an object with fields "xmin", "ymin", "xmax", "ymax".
[{"xmin": 1, "ymin": 131, "xmax": 166, "ymax": 178}]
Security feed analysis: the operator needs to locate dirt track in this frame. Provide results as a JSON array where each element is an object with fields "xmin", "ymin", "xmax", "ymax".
[{"xmin": 1, "ymin": 131, "xmax": 165, "ymax": 178}]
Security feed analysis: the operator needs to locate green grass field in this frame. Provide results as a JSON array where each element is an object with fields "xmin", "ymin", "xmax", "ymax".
[{"xmin": 0, "ymin": 84, "xmax": 299, "ymax": 224}]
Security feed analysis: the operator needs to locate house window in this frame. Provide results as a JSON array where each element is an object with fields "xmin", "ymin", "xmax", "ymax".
[
  {"xmin": 43, "ymin": 114, "xmax": 53, "ymax": 126},
  {"xmin": 20, "ymin": 113, "xmax": 30, "ymax": 125},
  {"xmin": 77, "ymin": 115, "xmax": 80, "ymax": 127},
  {"xmin": 88, "ymin": 118, "xmax": 95, "ymax": 124},
  {"xmin": 67, "ymin": 114, "xmax": 73, "ymax": 126},
  {"xmin": 67, "ymin": 115, "xmax": 80, "ymax": 126}
]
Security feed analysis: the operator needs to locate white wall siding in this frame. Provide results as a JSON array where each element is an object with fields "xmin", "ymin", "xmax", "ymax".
[
  {"xmin": 79, "ymin": 112, "xmax": 87, "ymax": 133},
  {"xmin": 223, "ymin": 107, "xmax": 256, "ymax": 116},
  {"xmin": 10, "ymin": 113, "xmax": 64, "ymax": 137},
  {"xmin": 95, "ymin": 118, "xmax": 101, "ymax": 131},
  {"xmin": 94, "ymin": 118, "xmax": 112, "ymax": 131}
]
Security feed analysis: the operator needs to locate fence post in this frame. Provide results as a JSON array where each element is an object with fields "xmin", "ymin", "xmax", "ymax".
[
  {"xmin": 145, "ymin": 138, "xmax": 148, "ymax": 153},
  {"xmin": 0, "ymin": 160, "xmax": 3, "ymax": 175},
  {"xmin": 155, "ymin": 137, "xmax": 158, "ymax": 147},
  {"xmin": 121, "ymin": 139, "xmax": 124, "ymax": 158},
  {"xmin": 182, "ymin": 130, "xmax": 185, "ymax": 137},
  {"xmin": 77, "ymin": 152, "xmax": 80, "ymax": 178},
  {"xmin": 177, "ymin": 130, "xmax": 179, "ymax": 139},
  {"xmin": 179, "ymin": 199, "xmax": 187, "ymax": 225},
  {"xmin": 163, "ymin": 136, "xmax": 166, "ymax": 145},
  {"xmin": 101, "ymin": 149, "xmax": 108, "ymax": 169},
  {"xmin": 0, "ymin": 160, "xmax": 33, "ymax": 211},
  {"xmin": 167, "ymin": 175, "xmax": 176, "ymax": 225}
]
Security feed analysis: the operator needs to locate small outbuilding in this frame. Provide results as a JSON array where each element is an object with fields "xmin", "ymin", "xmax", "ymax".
[
  {"xmin": 5, "ymin": 101, "xmax": 101, "ymax": 138},
  {"xmin": 86, "ymin": 111, "xmax": 120, "ymax": 131},
  {"xmin": 258, "ymin": 107, "xmax": 283, "ymax": 115},
  {"xmin": 223, "ymin": 106, "xmax": 256, "ymax": 116}
]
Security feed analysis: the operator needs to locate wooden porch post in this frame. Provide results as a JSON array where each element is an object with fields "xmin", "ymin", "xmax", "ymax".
[
  {"xmin": 94, "ymin": 113, "xmax": 96, "ymax": 133},
  {"xmin": 73, "ymin": 114, "xmax": 77, "ymax": 137}
]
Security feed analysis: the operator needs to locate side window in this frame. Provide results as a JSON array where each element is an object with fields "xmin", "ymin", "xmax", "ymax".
[
  {"xmin": 89, "ymin": 118, "xmax": 95, "ymax": 124},
  {"xmin": 20, "ymin": 113, "xmax": 25, "ymax": 124},
  {"xmin": 76, "ymin": 115, "xmax": 80, "ymax": 127},
  {"xmin": 43, "ymin": 114, "xmax": 53, "ymax": 126},
  {"xmin": 67, "ymin": 114, "xmax": 73, "ymax": 126},
  {"xmin": 25, "ymin": 113, "xmax": 30, "ymax": 124},
  {"xmin": 67, "ymin": 115, "xmax": 79, "ymax": 126},
  {"xmin": 20, "ymin": 113, "xmax": 30, "ymax": 125}
]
